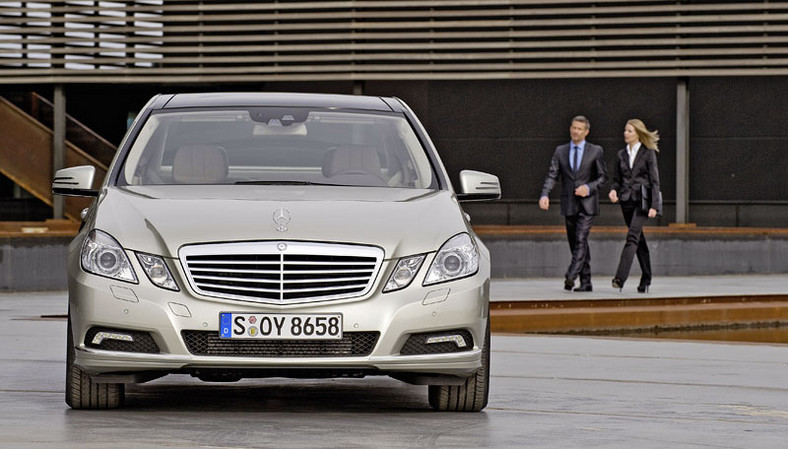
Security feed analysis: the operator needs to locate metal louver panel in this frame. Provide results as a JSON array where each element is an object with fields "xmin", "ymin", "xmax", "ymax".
[
  {"xmin": 179, "ymin": 241, "xmax": 383, "ymax": 304},
  {"xmin": 2, "ymin": 1, "xmax": 788, "ymax": 83}
]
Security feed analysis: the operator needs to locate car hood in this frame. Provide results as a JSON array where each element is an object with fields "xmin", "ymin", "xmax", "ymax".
[{"xmin": 92, "ymin": 185, "xmax": 471, "ymax": 259}]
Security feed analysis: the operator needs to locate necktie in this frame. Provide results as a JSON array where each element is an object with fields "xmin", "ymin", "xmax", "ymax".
[{"xmin": 572, "ymin": 146, "xmax": 579, "ymax": 172}]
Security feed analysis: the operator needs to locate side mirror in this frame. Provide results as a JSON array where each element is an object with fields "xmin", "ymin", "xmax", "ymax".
[
  {"xmin": 52, "ymin": 165, "xmax": 99, "ymax": 197},
  {"xmin": 456, "ymin": 170, "xmax": 501, "ymax": 202}
]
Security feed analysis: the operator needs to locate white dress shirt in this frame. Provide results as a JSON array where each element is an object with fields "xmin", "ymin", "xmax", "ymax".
[{"xmin": 626, "ymin": 142, "xmax": 641, "ymax": 168}]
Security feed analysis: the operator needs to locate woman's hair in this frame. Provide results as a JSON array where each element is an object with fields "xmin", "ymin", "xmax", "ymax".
[{"xmin": 627, "ymin": 118, "xmax": 659, "ymax": 151}]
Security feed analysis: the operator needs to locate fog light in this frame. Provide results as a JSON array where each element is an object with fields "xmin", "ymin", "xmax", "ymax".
[
  {"xmin": 425, "ymin": 334, "xmax": 467, "ymax": 348},
  {"xmin": 91, "ymin": 331, "xmax": 134, "ymax": 345}
]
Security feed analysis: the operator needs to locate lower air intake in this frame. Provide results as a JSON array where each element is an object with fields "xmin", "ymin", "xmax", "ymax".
[{"xmin": 182, "ymin": 330, "xmax": 380, "ymax": 357}]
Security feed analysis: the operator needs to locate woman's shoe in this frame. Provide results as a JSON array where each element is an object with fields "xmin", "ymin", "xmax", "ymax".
[
  {"xmin": 611, "ymin": 278, "xmax": 624, "ymax": 291},
  {"xmin": 638, "ymin": 277, "xmax": 651, "ymax": 293}
]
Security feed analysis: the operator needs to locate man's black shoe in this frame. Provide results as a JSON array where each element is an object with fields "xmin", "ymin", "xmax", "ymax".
[
  {"xmin": 573, "ymin": 284, "xmax": 593, "ymax": 292},
  {"xmin": 564, "ymin": 278, "xmax": 574, "ymax": 291}
]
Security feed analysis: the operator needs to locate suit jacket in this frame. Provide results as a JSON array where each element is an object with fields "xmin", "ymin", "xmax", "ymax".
[
  {"xmin": 611, "ymin": 146, "xmax": 661, "ymax": 211},
  {"xmin": 541, "ymin": 142, "xmax": 607, "ymax": 216}
]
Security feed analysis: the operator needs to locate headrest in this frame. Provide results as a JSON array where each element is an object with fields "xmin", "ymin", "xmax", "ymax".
[
  {"xmin": 172, "ymin": 145, "xmax": 229, "ymax": 184},
  {"xmin": 322, "ymin": 145, "xmax": 382, "ymax": 178}
]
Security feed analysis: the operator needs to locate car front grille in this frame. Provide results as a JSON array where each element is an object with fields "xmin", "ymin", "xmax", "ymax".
[
  {"xmin": 181, "ymin": 330, "xmax": 380, "ymax": 357},
  {"xmin": 179, "ymin": 241, "xmax": 383, "ymax": 304}
]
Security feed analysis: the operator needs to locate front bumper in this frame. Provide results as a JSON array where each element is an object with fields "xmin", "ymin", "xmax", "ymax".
[{"xmin": 68, "ymin": 256, "xmax": 490, "ymax": 381}]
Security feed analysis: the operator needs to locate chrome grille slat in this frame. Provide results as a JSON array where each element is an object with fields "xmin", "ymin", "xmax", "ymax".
[
  {"xmin": 282, "ymin": 276, "xmax": 371, "ymax": 285},
  {"xmin": 191, "ymin": 268, "xmax": 374, "ymax": 276},
  {"xmin": 191, "ymin": 270, "xmax": 281, "ymax": 277},
  {"xmin": 285, "ymin": 260, "xmax": 375, "ymax": 268},
  {"xmin": 283, "ymin": 268, "xmax": 375, "ymax": 273},
  {"xmin": 189, "ymin": 260, "xmax": 281, "ymax": 266},
  {"xmin": 193, "ymin": 274, "xmax": 281, "ymax": 284},
  {"xmin": 195, "ymin": 283, "xmax": 282, "ymax": 294},
  {"xmin": 180, "ymin": 241, "xmax": 384, "ymax": 304},
  {"xmin": 277, "ymin": 283, "xmax": 370, "ymax": 294}
]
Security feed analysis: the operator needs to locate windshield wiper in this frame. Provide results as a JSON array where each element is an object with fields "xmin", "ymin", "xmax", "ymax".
[{"xmin": 235, "ymin": 180, "xmax": 334, "ymax": 186}]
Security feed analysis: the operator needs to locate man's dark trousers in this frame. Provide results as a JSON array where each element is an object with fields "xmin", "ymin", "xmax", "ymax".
[{"xmin": 565, "ymin": 211, "xmax": 593, "ymax": 285}]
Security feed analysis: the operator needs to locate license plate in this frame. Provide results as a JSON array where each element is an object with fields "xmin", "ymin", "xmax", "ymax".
[{"xmin": 219, "ymin": 313, "xmax": 343, "ymax": 340}]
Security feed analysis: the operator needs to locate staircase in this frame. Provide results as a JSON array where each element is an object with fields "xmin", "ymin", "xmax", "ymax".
[{"xmin": 0, "ymin": 93, "xmax": 110, "ymax": 221}]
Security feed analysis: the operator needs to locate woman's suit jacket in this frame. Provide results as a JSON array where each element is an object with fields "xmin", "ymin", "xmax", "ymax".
[{"xmin": 611, "ymin": 146, "xmax": 662, "ymax": 213}]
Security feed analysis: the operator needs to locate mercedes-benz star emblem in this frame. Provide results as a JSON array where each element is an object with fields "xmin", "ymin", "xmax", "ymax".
[{"xmin": 273, "ymin": 208, "xmax": 291, "ymax": 232}]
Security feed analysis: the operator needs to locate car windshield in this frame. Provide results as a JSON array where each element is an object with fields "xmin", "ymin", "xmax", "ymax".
[{"xmin": 119, "ymin": 107, "xmax": 437, "ymax": 189}]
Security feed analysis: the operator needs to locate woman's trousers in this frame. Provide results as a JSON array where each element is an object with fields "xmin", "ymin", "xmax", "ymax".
[{"xmin": 614, "ymin": 200, "xmax": 651, "ymax": 285}]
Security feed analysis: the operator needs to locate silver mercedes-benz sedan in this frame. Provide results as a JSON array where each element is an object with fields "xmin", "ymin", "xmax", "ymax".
[{"xmin": 53, "ymin": 92, "xmax": 500, "ymax": 411}]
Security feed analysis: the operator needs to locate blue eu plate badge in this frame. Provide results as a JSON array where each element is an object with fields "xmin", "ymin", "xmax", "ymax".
[{"xmin": 220, "ymin": 313, "xmax": 232, "ymax": 339}]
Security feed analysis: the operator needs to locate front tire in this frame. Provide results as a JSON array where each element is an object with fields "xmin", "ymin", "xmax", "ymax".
[
  {"xmin": 65, "ymin": 316, "xmax": 125, "ymax": 409},
  {"xmin": 428, "ymin": 317, "xmax": 490, "ymax": 412}
]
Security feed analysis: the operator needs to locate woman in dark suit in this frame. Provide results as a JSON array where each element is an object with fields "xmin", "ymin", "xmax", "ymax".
[{"xmin": 608, "ymin": 119, "xmax": 662, "ymax": 292}]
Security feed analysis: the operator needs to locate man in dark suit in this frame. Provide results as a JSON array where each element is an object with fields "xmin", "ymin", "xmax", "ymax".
[{"xmin": 539, "ymin": 116, "xmax": 608, "ymax": 291}]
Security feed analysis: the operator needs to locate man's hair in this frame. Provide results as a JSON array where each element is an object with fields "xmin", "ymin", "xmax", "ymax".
[{"xmin": 572, "ymin": 115, "xmax": 590, "ymax": 130}]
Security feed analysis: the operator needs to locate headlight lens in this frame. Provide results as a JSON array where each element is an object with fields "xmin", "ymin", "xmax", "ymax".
[
  {"xmin": 136, "ymin": 253, "xmax": 179, "ymax": 291},
  {"xmin": 423, "ymin": 233, "xmax": 479, "ymax": 286},
  {"xmin": 81, "ymin": 230, "xmax": 138, "ymax": 283},
  {"xmin": 383, "ymin": 254, "xmax": 426, "ymax": 292}
]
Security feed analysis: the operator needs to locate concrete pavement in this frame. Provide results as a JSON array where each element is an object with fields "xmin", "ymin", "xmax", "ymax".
[
  {"xmin": 0, "ymin": 290, "xmax": 786, "ymax": 448},
  {"xmin": 491, "ymin": 274, "xmax": 788, "ymax": 302}
]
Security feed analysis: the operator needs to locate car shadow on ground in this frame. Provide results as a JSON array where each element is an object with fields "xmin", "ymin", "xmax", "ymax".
[{"xmin": 122, "ymin": 377, "xmax": 433, "ymax": 413}]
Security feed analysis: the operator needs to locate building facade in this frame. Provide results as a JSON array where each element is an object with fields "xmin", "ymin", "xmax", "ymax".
[{"xmin": 1, "ymin": 1, "xmax": 787, "ymax": 226}]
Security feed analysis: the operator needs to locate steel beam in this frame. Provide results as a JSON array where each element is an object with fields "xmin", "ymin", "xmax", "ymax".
[
  {"xmin": 675, "ymin": 78, "xmax": 690, "ymax": 224},
  {"xmin": 52, "ymin": 85, "xmax": 66, "ymax": 219}
]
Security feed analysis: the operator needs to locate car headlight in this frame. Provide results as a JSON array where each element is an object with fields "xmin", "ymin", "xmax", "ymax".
[
  {"xmin": 136, "ymin": 253, "xmax": 179, "ymax": 291},
  {"xmin": 423, "ymin": 233, "xmax": 479, "ymax": 286},
  {"xmin": 81, "ymin": 230, "xmax": 138, "ymax": 283},
  {"xmin": 383, "ymin": 254, "xmax": 426, "ymax": 293}
]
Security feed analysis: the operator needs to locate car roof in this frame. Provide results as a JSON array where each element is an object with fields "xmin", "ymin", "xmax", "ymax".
[{"xmin": 159, "ymin": 92, "xmax": 399, "ymax": 112}]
